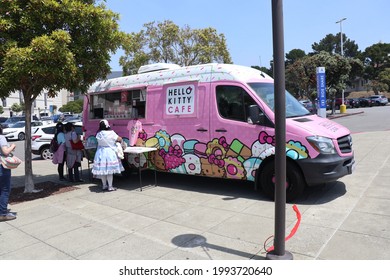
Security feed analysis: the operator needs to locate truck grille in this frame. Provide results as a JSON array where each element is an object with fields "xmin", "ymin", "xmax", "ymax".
[{"xmin": 337, "ymin": 135, "xmax": 352, "ymax": 154}]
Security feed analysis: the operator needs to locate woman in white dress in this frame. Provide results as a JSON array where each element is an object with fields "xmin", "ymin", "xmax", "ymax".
[{"xmin": 92, "ymin": 119, "xmax": 124, "ymax": 191}]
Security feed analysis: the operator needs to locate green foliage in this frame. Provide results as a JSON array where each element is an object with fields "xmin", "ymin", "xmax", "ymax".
[
  {"xmin": 367, "ymin": 80, "xmax": 389, "ymax": 94},
  {"xmin": 285, "ymin": 51, "xmax": 361, "ymax": 101},
  {"xmin": 120, "ymin": 20, "xmax": 232, "ymax": 74},
  {"xmin": 10, "ymin": 102, "xmax": 23, "ymax": 112},
  {"xmin": 311, "ymin": 33, "xmax": 360, "ymax": 58},
  {"xmin": 251, "ymin": 66, "xmax": 273, "ymax": 77},
  {"xmin": 59, "ymin": 98, "xmax": 83, "ymax": 114},
  {"xmin": 362, "ymin": 43, "xmax": 390, "ymax": 80},
  {"xmin": 285, "ymin": 49, "xmax": 306, "ymax": 66},
  {"xmin": 378, "ymin": 68, "xmax": 390, "ymax": 89},
  {"xmin": 0, "ymin": 105, "xmax": 3, "ymax": 115},
  {"xmin": 0, "ymin": 0, "xmax": 124, "ymax": 99},
  {"xmin": 0, "ymin": 0, "xmax": 124, "ymax": 192}
]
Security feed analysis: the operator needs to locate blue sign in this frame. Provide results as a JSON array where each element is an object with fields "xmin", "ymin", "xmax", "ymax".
[{"xmin": 316, "ymin": 67, "xmax": 326, "ymax": 109}]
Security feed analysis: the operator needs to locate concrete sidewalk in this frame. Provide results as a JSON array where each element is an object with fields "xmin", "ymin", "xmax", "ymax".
[{"xmin": 1, "ymin": 130, "xmax": 390, "ymax": 260}]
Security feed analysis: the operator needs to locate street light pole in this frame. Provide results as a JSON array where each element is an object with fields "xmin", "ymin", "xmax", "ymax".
[
  {"xmin": 336, "ymin": 18, "xmax": 347, "ymax": 111},
  {"xmin": 336, "ymin": 17, "xmax": 346, "ymax": 57}
]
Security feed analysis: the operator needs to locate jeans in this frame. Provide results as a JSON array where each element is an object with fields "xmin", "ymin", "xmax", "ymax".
[{"xmin": 0, "ymin": 165, "xmax": 12, "ymax": 215}]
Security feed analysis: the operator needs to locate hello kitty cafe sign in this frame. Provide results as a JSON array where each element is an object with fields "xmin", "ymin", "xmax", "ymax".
[{"xmin": 166, "ymin": 85, "xmax": 195, "ymax": 115}]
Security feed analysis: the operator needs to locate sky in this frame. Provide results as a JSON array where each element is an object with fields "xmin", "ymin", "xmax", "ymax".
[{"xmin": 105, "ymin": 0, "xmax": 390, "ymax": 71}]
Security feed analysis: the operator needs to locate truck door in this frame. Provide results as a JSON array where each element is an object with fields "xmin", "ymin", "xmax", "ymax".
[{"xmin": 209, "ymin": 82, "xmax": 274, "ymax": 181}]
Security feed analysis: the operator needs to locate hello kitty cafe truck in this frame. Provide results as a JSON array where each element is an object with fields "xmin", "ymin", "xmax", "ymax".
[{"xmin": 82, "ymin": 63, "xmax": 354, "ymax": 201}]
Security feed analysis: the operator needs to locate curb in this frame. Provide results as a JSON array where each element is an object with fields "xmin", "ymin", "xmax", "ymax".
[{"xmin": 327, "ymin": 110, "xmax": 364, "ymax": 119}]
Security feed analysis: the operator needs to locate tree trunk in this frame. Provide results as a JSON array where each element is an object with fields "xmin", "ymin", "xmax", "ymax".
[{"xmin": 22, "ymin": 93, "xmax": 41, "ymax": 193}]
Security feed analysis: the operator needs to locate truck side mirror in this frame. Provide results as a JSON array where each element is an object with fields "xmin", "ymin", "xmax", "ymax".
[{"xmin": 248, "ymin": 105, "xmax": 264, "ymax": 124}]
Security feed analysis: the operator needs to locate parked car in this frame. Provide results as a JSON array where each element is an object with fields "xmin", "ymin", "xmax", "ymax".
[
  {"xmin": 63, "ymin": 115, "xmax": 82, "ymax": 123},
  {"xmin": 358, "ymin": 97, "xmax": 374, "ymax": 107},
  {"xmin": 368, "ymin": 95, "xmax": 388, "ymax": 106},
  {"xmin": 2, "ymin": 120, "xmax": 45, "ymax": 141},
  {"xmin": 0, "ymin": 116, "xmax": 8, "ymax": 126},
  {"xmin": 346, "ymin": 98, "xmax": 360, "ymax": 108},
  {"xmin": 299, "ymin": 100, "xmax": 316, "ymax": 113},
  {"xmin": 31, "ymin": 122, "xmax": 83, "ymax": 160},
  {"xmin": 1, "ymin": 115, "xmax": 39, "ymax": 128},
  {"xmin": 334, "ymin": 98, "xmax": 351, "ymax": 110}
]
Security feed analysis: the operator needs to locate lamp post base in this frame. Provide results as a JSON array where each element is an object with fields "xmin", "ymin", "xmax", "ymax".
[{"xmin": 266, "ymin": 250, "xmax": 293, "ymax": 260}]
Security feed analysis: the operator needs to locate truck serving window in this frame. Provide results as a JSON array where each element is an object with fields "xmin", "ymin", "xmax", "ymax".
[{"xmin": 88, "ymin": 89, "xmax": 146, "ymax": 120}]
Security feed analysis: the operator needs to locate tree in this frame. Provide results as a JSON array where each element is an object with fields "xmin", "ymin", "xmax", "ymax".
[
  {"xmin": 59, "ymin": 99, "xmax": 83, "ymax": 114},
  {"xmin": 120, "ymin": 20, "xmax": 232, "ymax": 74},
  {"xmin": 251, "ymin": 66, "xmax": 273, "ymax": 77},
  {"xmin": 312, "ymin": 33, "xmax": 360, "ymax": 58},
  {"xmin": 0, "ymin": 105, "xmax": 3, "ymax": 115},
  {"xmin": 378, "ymin": 68, "xmax": 390, "ymax": 90},
  {"xmin": 0, "ymin": 0, "xmax": 124, "ymax": 193},
  {"xmin": 119, "ymin": 31, "xmax": 149, "ymax": 75},
  {"xmin": 285, "ymin": 51, "xmax": 361, "ymax": 109},
  {"xmin": 285, "ymin": 48, "xmax": 306, "ymax": 66},
  {"xmin": 10, "ymin": 103, "xmax": 23, "ymax": 114},
  {"xmin": 362, "ymin": 43, "xmax": 390, "ymax": 80}
]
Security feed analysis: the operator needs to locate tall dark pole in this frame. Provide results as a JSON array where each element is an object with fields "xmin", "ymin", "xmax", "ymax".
[{"xmin": 266, "ymin": 0, "xmax": 293, "ymax": 260}]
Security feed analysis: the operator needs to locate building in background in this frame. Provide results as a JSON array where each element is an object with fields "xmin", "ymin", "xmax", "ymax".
[
  {"xmin": 0, "ymin": 89, "xmax": 70, "ymax": 118},
  {"xmin": 1, "ymin": 71, "xmax": 124, "ymax": 119}
]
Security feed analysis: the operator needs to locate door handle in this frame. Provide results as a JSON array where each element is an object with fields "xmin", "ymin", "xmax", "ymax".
[
  {"xmin": 197, "ymin": 128, "xmax": 208, "ymax": 132},
  {"xmin": 215, "ymin": 129, "xmax": 227, "ymax": 132}
]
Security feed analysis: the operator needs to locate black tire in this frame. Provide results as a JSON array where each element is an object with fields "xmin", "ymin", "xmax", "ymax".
[
  {"xmin": 259, "ymin": 159, "xmax": 306, "ymax": 202},
  {"xmin": 18, "ymin": 132, "xmax": 25, "ymax": 141}
]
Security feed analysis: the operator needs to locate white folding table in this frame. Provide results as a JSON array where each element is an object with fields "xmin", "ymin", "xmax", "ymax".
[{"xmin": 123, "ymin": 146, "xmax": 157, "ymax": 191}]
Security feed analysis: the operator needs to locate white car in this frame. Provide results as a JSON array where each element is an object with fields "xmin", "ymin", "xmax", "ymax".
[
  {"xmin": 2, "ymin": 121, "xmax": 45, "ymax": 141},
  {"xmin": 31, "ymin": 122, "xmax": 83, "ymax": 160},
  {"xmin": 368, "ymin": 95, "xmax": 388, "ymax": 106}
]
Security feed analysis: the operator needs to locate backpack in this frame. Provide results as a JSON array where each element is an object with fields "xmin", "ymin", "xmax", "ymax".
[{"xmin": 49, "ymin": 136, "xmax": 60, "ymax": 153}]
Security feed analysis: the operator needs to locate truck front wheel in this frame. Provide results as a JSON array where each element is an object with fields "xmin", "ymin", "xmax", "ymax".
[{"xmin": 259, "ymin": 160, "xmax": 306, "ymax": 202}]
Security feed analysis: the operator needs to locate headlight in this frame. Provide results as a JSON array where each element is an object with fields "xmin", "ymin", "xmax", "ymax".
[
  {"xmin": 4, "ymin": 130, "xmax": 16, "ymax": 134},
  {"xmin": 306, "ymin": 136, "xmax": 336, "ymax": 154}
]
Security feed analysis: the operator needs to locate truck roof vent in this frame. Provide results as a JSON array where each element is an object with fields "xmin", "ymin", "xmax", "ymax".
[{"xmin": 138, "ymin": 63, "xmax": 181, "ymax": 74}]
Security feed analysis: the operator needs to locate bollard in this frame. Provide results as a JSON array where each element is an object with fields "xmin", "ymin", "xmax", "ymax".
[{"xmin": 340, "ymin": 104, "xmax": 347, "ymax": 113}]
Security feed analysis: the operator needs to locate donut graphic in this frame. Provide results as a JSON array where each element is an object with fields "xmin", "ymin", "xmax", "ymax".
[
  {"xmin": 155, "ymin": 130, "xmax": 171, "ymax": 152},
  {"xmin": 127, "ymin": 153, "xmax": 147, "ymax": 168},
  {"xmin": 224, "ymin": 156, "xmax": 246, "ymax": 180},
  {"xmin": 183, "ymin": 154, "xmax": 202, "ymax": 175}
]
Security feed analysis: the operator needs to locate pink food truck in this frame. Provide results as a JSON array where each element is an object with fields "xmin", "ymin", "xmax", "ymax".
[{"xmin": 83, "ymin": 63, "xmax": 354, "ymax": 201}]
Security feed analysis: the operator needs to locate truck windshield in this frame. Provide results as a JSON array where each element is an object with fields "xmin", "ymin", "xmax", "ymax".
[{"xmin": 248, "ymin": 82, "xmax": 310, "ymax": 118}]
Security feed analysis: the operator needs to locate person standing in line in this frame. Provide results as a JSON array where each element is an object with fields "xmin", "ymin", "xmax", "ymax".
[
  {"xmin": 0, "ymin": 125, "xmax": 17, "ymax": 221},
  {"xmin": 52, "ymin": 122, "xmax": 66, "ymax": 181},
  {"xmin": 64, "ymin": 122, "xmax": 83, "ymax": 182},
  {"xmin": 92, "ymin": 119, "xmax": 124, "ymax": 191}
]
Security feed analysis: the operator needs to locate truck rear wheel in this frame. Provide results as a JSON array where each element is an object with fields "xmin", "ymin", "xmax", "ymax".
[{"xmin": 259, "ymin": 160, "xmax": 306, "ymax": 202}]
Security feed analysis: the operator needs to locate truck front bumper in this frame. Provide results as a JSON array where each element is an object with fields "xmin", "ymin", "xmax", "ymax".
[{"xmin": 297, "ymin": 153, "xmax": 355, "ymax": 186}]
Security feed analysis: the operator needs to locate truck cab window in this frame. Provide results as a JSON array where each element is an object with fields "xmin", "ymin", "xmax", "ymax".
[{"xmin": 216, "ymin": 85, "xmax": 257, "ymax": 122}]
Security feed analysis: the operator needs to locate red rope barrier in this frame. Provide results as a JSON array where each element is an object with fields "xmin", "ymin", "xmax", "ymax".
[{"xmin": 264, "ymin": 204, "xmax": 301, "ymax": 252}]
